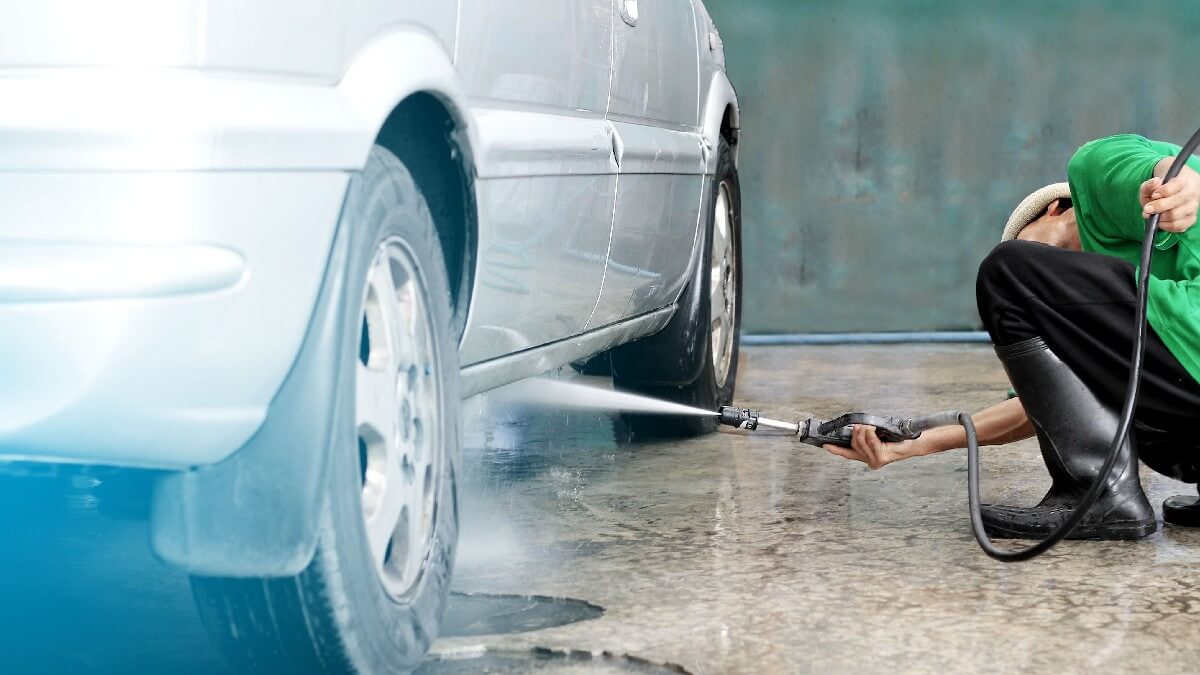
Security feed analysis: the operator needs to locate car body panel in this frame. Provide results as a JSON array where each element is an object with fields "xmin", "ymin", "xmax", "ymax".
[
  {"xmin": 0, "ymin": 1, "xmax": 457, "ymax": 81},
  {"xmin": 701, "ymin": 70, "xmax": 741, "ymax": 170},
  {"xmin": 0, "ymin": 0, "xmax": 740, "ymax": 476},
  {"xmin": 455, "ymin": 0, "xmax": 611, "ymax": 112},
  {"xmin": 460, "ymin": 174, "xmax": 617, "ymax": 364},
  {"xmin": 460, "ymin": 307, "xmax": 674, "ymax": 398},
  {"xmin": 0, "ymin": 171, "xmax": 347, "ymax": 468},
  {"xmin": 608, "ymin": 0, "xmax": 700, "ymax": 128},
  {"xmin": 587, "ymin": 173, "xmax": 705, "ymax": 329},
  {"xmin": 0, "ymin": 27, "xmax": 471, "ymax": 468},
  {"xmin": 455, "ymin": 0, "xmax": 616, "ymax": 364},
  {"xmin": 0, "ymin": 29, "xmax": 471, "ymax": 173},
  {"xmin": 469, "ymin": 109, "xmax": 617, "ymax": 179},
  {"xmin": 590, "ymin": 0, "xmax": 706, "ymax": 328},
  {"xmin": 587, "ymin": 122, "xmax": 706, "ymax": 329}
]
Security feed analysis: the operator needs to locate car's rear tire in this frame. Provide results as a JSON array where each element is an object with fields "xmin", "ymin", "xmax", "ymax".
[
  {"xmin": 611, "ymin": 139, "xmax": 742, "ymax": 437},
  {"xmin": 190, "ymin": 145, "xmax": 460, "ymax": 673}
]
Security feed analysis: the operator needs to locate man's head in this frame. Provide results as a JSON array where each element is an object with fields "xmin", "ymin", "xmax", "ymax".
[
  {"xmin": 1017, "ymin": 198, "xmax": 1080, "ymax": 250},
  {"xmin": 1002, "ymin": 182, "xmax": 1081, "ymax": 250}
]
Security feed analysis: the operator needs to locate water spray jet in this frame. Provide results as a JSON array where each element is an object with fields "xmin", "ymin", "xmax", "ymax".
[{"xmin": 496, "ymin": 378, "xmax": 719, "ymax": 418}]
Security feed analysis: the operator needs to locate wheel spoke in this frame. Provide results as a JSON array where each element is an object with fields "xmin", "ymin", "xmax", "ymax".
[
  {"xmin": 369, "ymin": 254, "xmax": 406, "ymax": 362},
  {"xmin": 710, "ymin": 281, "xmax": 727, "ymax": 327},
  {"xmin": 364, "ymin": 444, "xmax": 406, "ymax": 566},
  {"xmin": 710, "ymin": 249, "xmax": 726, "ymax": 289},
  {"xmin": 393, "ymin": 284, "xmax": 426, "ymax": 373},
  {"xmin": 713, "ymin": 189, "xmax": 729, "ymax": 248},
  {"xmin": 355, "ymin": 362, "xmax": 397, "ymax": 435}
]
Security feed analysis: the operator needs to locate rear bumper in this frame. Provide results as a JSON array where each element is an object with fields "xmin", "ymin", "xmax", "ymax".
[
  {"xmin": 0, "ymin": 68, "xmax": 366, "ymax": 468},
  {"xmin": 0, "ymin": 170, "xmax": 349, "ymax": 469}
]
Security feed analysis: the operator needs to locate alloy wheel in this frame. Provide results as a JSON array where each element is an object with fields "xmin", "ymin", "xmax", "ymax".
[
  {"xmin": 355, "ymin": 237, "xmax": 443, "ymax": 600},
  {"xmin": 710, "ymin": 181, "xmax": 738, "ymax": 386}
]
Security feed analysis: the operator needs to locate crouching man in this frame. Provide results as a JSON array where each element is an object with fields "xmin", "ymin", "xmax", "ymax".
[{"xmin": 828, "ymin": 134, "xmax": 1200, "ymax": 539}]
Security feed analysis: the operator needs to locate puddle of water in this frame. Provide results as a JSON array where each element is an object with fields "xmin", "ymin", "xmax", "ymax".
[
  {"xmin": 440, "ymin": 593, "xmax": 604, "ymax": 638},
  {"xmin": 417, "ymin": 647, "xmax": 690, "ymax": 674}
]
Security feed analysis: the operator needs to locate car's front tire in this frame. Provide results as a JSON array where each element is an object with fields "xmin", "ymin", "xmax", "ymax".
[
  {"xmin": 190, "ymin": 145, "xmax": 460, "ymax": 673},
  {"xmin": 611, "ymin": 139, "xmax": 743, "ymax": 436}
]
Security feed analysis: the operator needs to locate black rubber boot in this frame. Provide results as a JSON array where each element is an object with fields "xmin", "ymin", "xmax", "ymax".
[
  {"xmin": 981, "ymin": 337, "xmax": 1157, "ymax": 540},
  {"xmin": 1134, "ymin": 422, "xmax": 1200, "ymax": 528},
  {"xmin": 1164, "ymin": 491, "xmax": 1200, "ymax": 527}
]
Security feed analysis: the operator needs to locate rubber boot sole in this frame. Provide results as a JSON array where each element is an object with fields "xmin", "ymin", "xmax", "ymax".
[{"xmin": 982, "ymin": 517, "xmax": 1157, "ymax": 541}]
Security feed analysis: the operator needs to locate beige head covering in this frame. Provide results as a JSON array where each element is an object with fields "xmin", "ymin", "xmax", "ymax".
[{"xmin": 1002, "ymin": 182, "xmax": 1071, "ymax": 242}]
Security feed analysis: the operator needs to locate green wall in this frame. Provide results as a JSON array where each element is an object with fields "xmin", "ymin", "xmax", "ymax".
[{"xmin": 706, "ymin": 0, "xmax": 1200, "ymax": 333}]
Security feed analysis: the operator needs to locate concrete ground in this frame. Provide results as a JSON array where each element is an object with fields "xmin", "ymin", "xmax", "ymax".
[
  {"xmin": 5, "ymin": 344, "xmax": 1200, "ymax": 673},
  {"xmin": 436, "ymin": 344, "xmax": 1200, "ymax": 674}
]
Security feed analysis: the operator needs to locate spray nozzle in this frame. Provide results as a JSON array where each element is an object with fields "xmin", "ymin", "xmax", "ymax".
[
  {"xmin": 718, "ymin": 406, "xmax": 804, "ymax": 435},
  {"xmin": 718, "ymin": 406, "xmax": 759, "ymax": 429}
]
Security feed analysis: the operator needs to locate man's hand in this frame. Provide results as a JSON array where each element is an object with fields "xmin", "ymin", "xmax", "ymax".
[
  {"xmin": 823, "ymin": 425, "xmax": 927, "ymax": 470},
  {"xmin": 1141, "ymin": 158, "xmax": 1200, "ymax": 233}
]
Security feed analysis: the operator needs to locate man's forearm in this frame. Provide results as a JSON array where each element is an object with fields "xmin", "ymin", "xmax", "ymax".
[{"xmin": 909, "ymin": 397, "xmax": 1033, "ymax": 457}]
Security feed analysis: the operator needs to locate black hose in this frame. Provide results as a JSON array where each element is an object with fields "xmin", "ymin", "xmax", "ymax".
[{"xmin": 958, "ymin": 126, "xmax": 1200, "ymax": 561}]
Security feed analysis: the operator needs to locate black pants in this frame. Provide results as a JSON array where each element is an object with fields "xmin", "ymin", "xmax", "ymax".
[{"xmin": 976, "ymin": 240, "xmax": 1200, "ymax": 482}]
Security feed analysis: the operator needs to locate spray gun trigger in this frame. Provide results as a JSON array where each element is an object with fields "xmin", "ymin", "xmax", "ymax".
[{"xmin": 818, "ymin": 413, "xmax": 921, "ymax": 443}]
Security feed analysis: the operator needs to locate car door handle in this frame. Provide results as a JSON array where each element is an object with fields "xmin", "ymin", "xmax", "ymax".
[{"xmin": 620, "ymin": 0, "xmax": 639, "ymax": 27}]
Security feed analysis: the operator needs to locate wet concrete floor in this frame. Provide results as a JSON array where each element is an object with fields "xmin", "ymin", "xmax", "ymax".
[
  {"xmin": 4, "ymin": 344, "xmax": 1200, "ymax": 673},
  {"xmin": 445, "ymin": 344, "xmax": 1200, "ymax": 673}
]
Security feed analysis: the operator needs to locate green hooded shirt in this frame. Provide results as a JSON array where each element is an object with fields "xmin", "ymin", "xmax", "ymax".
[{"xmin": 1066, "ymin": 133, "xmax": 1200, "ymax": 385}]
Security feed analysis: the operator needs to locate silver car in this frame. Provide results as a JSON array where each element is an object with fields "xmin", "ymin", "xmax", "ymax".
[{"xmin": 0, "ymin": 0, "xmax": 741, "ymax": 669}]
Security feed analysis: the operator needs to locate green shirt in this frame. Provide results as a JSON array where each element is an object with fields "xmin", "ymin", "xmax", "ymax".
[{"xmin": 1067, "ymin": 133, "xmax": 1200, "ymax": 384}]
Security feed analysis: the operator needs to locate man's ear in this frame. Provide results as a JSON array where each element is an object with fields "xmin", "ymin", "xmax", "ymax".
[{"xmin": 1044, "ymin": 199, "xmax": 1063, "ymax": 216}]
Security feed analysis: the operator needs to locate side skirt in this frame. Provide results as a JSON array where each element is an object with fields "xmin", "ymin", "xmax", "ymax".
[{"xmin": 459, "ymin": 307, "xmax": 675, "ymax": 398}]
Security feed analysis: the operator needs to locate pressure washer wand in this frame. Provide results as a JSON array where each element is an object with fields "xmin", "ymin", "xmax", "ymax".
[{"xmin": 717, "ymin": 405, "xmax": 961, "ymax": 448}]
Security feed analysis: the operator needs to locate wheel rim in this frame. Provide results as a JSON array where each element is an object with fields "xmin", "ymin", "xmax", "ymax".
[
  {"xmin": 355, "ymin": 237, "xmax": 442, "ymax": 600},
  {"xmin": 710, "ymin": 180, "xmax": 738, "ymax": 386}
]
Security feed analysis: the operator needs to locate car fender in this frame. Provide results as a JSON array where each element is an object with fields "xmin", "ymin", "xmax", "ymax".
[
  {"xmin": 336, "ymin": 26, "xmax": 480, "ymax": 169},
  {"xmin": 700, "ymin": 70, "xmax": 740, "ymax": 172},
  {"xmin": 150, "ymin": 27, "xmax": 479, "ymax": 579}
]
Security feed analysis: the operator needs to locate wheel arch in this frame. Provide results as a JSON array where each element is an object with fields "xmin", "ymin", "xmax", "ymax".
[
  {"xmin": 702, "ymin": 71, "xmax": 740, "ymax": 171},
  {"xmin": 373, "ymin": 93, "xmax": 478, "ymax": 341},
  {"xmin": 338, "ymin": 28, "xmax": 480, "ymax": 340}
]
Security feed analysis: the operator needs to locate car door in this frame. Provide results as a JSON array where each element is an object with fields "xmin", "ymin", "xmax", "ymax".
[
  {"xmin": 455, "ymin": 0, "xmax": 617, "ymax": 364},
  {"xmin": 586, "ymin": 0, "xmax": 705, "ymax": 329}
]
